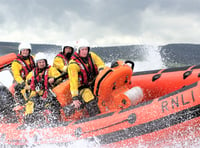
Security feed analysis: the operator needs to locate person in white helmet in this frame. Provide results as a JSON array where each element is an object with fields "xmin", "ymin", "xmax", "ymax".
[
  {"xmin": 53, "ymin": 43, "xmax": 74, "ymax": 80},
  {"xmin": 66, "ymin": 39, "xmax": 105, "ymax": 117},
  {"xmin": 24, "ymin": 52, "xmax": 62, "ymax": 126},
  {"xmin": 11, "ymin": 42, "xmax": 35, "ymax": 105}
]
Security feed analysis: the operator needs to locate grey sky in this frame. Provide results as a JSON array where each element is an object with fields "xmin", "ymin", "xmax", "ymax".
[{"xmin": 0, "ymin": 0, "xmax": 200, "ymax": 46}]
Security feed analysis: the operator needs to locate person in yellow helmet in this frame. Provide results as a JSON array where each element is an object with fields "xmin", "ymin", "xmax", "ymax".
[
  {"xmin": 24, "ymin": 52, "xmax": 62, "ymax": 126},
  {"xmin": 53, "ymin": 43, "xmax": 74, "ymax": 80},
  {"xmin": 66, "ymin": 39, "xmax": 105, "ymax": 117},
  {"xmin": 11, "ymin": 42, "xmax": 35, "ymax": 105}
]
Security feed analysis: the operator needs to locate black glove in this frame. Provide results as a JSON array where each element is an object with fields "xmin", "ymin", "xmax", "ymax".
[
  {"xmin": 27, "ymin": 79, "xmax": 31, "ymax": 85},
  {"xmin": 72, "ymin": 96, "xmax": 85, "ymax": 109},
  {"xmin": 72, "ymin": 96, "xmax": 81, "ymax": 101},
  {"xmin": 14, "ymin": 82, "xmax": 25, "ymax": 91}
]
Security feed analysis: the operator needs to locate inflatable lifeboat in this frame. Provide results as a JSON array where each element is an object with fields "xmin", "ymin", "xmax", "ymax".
[{"xmin": 0, "ymin": 53, "xmax": 199, "ymax": 147}]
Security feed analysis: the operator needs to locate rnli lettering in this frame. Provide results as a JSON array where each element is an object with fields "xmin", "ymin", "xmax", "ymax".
[{"xmin": 161, "ymin": 90, "xmax": 195, "ymax": 113}]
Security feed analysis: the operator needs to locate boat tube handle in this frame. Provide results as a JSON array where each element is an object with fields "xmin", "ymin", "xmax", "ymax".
[
  {"xmin": 183, "ymin": 71, "xmax": 192, "ymax": 79},
  {"xmin": 0, "ymin": 63, "xmax": 11, "ymax": 72},
  {"xmin": 125, "ymin": 60, "xmax": 134, "ymax": 70}
]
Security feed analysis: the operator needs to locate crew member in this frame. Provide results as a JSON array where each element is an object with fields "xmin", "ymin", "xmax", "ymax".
[
  {"xmin": 24, "ymin": 52, "xmax": 61, "ymax": 126},
  {"xmin": 53, "ymin": 43, "xmax": 74, "ymax": 80},
  {"xmin": 66, "ymin": 39, "xmax": 105, "ymax": 117},
  {"xmin": 11, "ymin": 42, "xmax": 35, "ymax": 105}
]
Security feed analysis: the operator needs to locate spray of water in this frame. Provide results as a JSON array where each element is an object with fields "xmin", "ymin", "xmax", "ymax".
[
  {"xmin": 0, "ymin": 47, "xmax": 199, "ymax": 147},
  {"xmin": 134, "ymin": 45, "xmax": 166, "ymax": 72}
]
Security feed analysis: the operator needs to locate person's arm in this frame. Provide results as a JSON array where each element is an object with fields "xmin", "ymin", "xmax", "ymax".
[
  {"xmin": 25, "ymin": 71, "xmax": 33, "ymax": 89},
  {"xmin": 48, "ymin": 67, "xmax": 61, "ymax": 85},
  {"xmin": 22, "ymin": 71, "xmax": 34, "ymax": 100},
  {"xmin": 67, "ymin": 61, "xmax": 80, "ymax": 97},
  {"xmin": 90, "ymin": 52, "xmax": 105, "ymax": 71},
  {"xmin": 68, "ymin": 61, "xmax": 82, "ymax": 109},
  {"xmin": 53, "ymin": 56, "xmax": 68, "ymax": 72},
  {"xmin": 11, "ymin": 61, "xmax": 24, "ymax": 83}
]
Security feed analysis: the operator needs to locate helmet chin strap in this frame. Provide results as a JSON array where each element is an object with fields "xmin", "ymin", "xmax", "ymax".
[
  {"xmin": 22, "ymin": 55, "xmax": 30, "ymax": 60},
  {"xmin": 65, "ymin": 52, "xmax": 72, "ymax": 59},
  {"xmin": 37, "ymin": 66, "xmax": 47, "ymax": 72}
]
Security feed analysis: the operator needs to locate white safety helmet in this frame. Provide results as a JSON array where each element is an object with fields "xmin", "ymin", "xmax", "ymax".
[
  {"xmin": 75, "ymin": 39, "xmax": 90, "ymax": 53},
  {"xmin": 18, "ymin": 42, "xmax": 32, "ymax": 54},
  {"xmin": 34, "ymin": 52, "xmax": 48, "ymax": 65},
  {"xmin": 61, "ymin": 42, "xmax": 74, "ymax": 53}
]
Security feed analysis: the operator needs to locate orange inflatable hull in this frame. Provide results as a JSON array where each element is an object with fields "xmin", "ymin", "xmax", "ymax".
[
  {"xmin": 1, "ymin": 63, "xmax": 200, "ymax": 146},
  {"xmin": 0, "ymin": 53, "xmax": 17, "ymax": 71},
  {"xmin": 131, "ymin": 65, "xmax": 200, "ymax": 101},
  {"xmin": 1, "ymin": 81, "xmax": 200, "ymax": 147}
]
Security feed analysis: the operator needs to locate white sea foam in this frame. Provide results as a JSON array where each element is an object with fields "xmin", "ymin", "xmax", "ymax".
[{"xmin": 0, "ymin": 46, "xmax": 199, "ymax": 148}]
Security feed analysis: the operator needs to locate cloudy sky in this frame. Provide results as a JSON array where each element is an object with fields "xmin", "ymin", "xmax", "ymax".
[{"xmin": 0, "ymin": 0, "xmax": 200, "ymax": 46}]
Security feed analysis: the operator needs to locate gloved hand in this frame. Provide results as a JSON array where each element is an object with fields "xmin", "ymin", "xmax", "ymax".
[
  {"xmin": 72, "ymin": 96, "xmax": 82, "ymax": 109},
  {"xmin": 25, "ymin": 100, "xmax": 34, "ymax": 115},
  {"xmin": 72, "ymin": 96, "xmax": 81, "ymax": 101},
  {"xmin": 14, "ymin": 82, "xmax": 25, "ymax": 91}
]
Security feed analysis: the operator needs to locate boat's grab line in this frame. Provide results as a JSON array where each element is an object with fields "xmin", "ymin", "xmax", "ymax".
[{"xmin": 88, "ymin": 104, "xmax": 200, "ymax": 145}]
